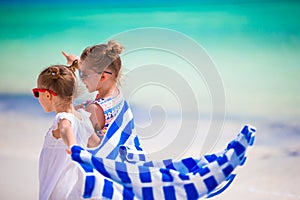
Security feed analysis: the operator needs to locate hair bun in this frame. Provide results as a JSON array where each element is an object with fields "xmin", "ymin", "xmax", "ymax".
[
  {"xmin": 106, "ymin": 40, "xmax": 123, "ymax": 60},
  {"xmin": 48, "ymin": 67, "xmax": 60, "ymax": 80},
  {"xmin": 68, "ymin": 59, "xmax": 79, "ymax": 73}
]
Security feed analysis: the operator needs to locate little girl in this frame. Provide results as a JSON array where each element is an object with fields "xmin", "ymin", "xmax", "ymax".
[
  {"xmin": 63, "ymin": 41, "xmax": 123, "ymax": 139},
  {"xmin": 62, "ymin": 41, "xmax": 145, "ymax": 162},
  {"xmin": 33, "ymin": 62, "xmax": 100, "ymax": 199}
]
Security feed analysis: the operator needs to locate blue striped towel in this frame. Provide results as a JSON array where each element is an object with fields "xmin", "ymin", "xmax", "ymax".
[
  {"xmin": 71, "ymin": 125, "xmax": 256, "ymax": 199},
  {"xmin": 87, "ymin": 100, "xmax": 147, "ymax": 162}
]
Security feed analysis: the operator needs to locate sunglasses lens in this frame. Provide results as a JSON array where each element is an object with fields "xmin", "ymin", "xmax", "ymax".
[{"xmin": 33, "ymin": 91, "xmax": 39, "ymax": 98}]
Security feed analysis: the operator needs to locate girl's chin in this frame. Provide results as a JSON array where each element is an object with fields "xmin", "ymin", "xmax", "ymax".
[
  {"xmin": 44, "ymin": 108, "xmax": 53, "ymax": 113},
  {"xmin": 84, "ymin": 83, "xmax": 97, "ymax": 93},
  {"xmin": 86, "ymin": 87, "xmax": 96, "ymax": 93}
]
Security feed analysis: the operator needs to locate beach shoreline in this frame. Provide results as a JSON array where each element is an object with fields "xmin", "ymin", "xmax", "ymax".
[{"xmin": 1, "ymin": 109, "xmax": 299, "ymax": 199}]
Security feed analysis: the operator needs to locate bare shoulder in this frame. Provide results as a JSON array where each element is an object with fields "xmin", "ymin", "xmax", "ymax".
[
  {"xmin": 86, "ymin": 103, "xmax": 104, "ymax": 113},
  {"xmin": 85, "ymin": 103, "xmax": 105, "ymax": 129}
]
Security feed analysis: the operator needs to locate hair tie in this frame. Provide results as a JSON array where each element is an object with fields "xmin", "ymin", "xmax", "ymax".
[
  {"xmin": 48, "ymin": 67, "xmax": 60, "ymax": 80},
  {"xmin": 67, "ymin": 60, "xmax": 79, "ymax": 73}
]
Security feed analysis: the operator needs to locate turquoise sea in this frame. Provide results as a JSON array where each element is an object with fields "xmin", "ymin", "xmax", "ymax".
[{"xmin": 1, "ymin": 0, "xmax": 300, "ymax": 122}]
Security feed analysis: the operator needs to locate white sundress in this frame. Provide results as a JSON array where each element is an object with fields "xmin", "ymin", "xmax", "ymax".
[{"xmin": 39, "ymin": 109, "xmax": 94, "ymax": 200}]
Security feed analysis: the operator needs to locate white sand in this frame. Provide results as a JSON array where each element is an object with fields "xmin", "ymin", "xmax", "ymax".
[
  {"xmin": 211, "ymin": 120, "xmax": 300, "ymax": 200},
  {"xmin": 1, "ymin": 112, "xmax": 300, "ymax": 200},
  {"xmin": 0, "ymin": 112, "xmax": 50, "ymax": 199}
]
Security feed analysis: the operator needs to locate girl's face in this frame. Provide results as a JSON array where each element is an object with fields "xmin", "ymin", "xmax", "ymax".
[
  {"xmin": 36, "ymin": 85, "xmax": 54, "ymax": 113},
  {"xmin": 79, "ymin": 64, "xmax": 102, "ymax": 93}
]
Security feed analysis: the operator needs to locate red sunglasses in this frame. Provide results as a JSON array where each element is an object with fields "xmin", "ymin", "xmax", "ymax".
[{"xmin": 32, "ymin": 88, "xmax": 58, "ymax": 98}]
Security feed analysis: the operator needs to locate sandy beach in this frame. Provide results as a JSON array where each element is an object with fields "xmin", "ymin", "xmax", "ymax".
[
  {"xmin": 1, "ymin": 111, "xmax": 299, "ymax": 200},
  {"xmin": 0, "ymin": 112, "xmax": 50, "ymax": 199},
  {"xmin": 212, "ymin": 120, "xmax": 300, "ymax": 200}
]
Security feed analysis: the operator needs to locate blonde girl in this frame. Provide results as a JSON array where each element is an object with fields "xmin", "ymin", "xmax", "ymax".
[{"xmin": 63, "ymin": 41, "xmax": 125, "ymax": 139}]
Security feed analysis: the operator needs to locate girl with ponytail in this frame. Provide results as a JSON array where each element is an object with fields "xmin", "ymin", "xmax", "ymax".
[{"xmin": 32, "ymin": 62, "xmax": 100, "ymax": 199}]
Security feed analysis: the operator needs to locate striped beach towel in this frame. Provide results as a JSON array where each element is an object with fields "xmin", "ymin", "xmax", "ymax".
[
  {"xmin": 71, "ymin": 125, "xmax": 256, "ymax": 199},
  {"xmin": 88, "ymin": 100, "xmax": 147, "ymax": 162}
]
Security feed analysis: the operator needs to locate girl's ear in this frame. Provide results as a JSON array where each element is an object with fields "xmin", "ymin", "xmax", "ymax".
[
  {"xmin": 100, "ymin": 73, "xmax": 108, "ymax": 81},
  {"xmin": 45, "ymin": 91, "xmax": 52, "ymax": 100}
]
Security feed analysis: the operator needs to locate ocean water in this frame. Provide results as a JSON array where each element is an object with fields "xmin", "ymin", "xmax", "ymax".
[{"xmin": 0, "ymin": 1, "xmax": 299, "ymax": 122}]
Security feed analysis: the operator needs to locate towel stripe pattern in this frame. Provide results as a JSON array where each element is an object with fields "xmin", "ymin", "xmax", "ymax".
[
  {"xmin": 88, "ymin": 100, "xmax": 147, "ymax": 162},
  {"xmin": 71, "ymin": 125, "xmax": 256, "ymax": 199}
]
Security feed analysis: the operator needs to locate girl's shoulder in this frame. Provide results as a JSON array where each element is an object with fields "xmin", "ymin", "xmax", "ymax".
[
  {"xmin": 51, "ymin": 112, "xmax": 80, "ymax": 130},
  {"xmin": 55, "ymin": 112, "xmax": 76, "ymax": 122}
]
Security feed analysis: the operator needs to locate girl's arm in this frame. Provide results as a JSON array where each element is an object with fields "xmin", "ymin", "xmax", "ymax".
[
  {"xmin": 86, "ymin": 103, "xmax": 105, "ymax": 134},
  {"xmin": 59, "ymin": 119, "xmax": 77, "ymax": 153},
  {"xmin": 62, "ymin": 50, "xmax": 79, "ymax": 66}
]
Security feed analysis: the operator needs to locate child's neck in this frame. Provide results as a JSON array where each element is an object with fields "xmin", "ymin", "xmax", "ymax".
[
  {"xmin": 55, "ymin": 102, "xmax": 74, "ymax": 114},
  {"xmin": 97, "ymin": 85, "xmax": 118, "ymax": 99}
]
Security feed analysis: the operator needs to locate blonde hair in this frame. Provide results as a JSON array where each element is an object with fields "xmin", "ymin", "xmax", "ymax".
[{"xmin": 80, "ymin": 40, "xmax": 124, "ymax": 81}]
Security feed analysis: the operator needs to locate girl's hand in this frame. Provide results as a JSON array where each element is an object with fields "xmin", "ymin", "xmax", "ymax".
[
  {"xmin": 74, "ymin": 104, "xmax": 84, "ymax": 110},
  {"xmin": 66, "ymin": 148, "xmax": 72, "ymax": 155},
  {"xmin": 62, "ymin": 50, "xmax": 79, "ymax": 66}
]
